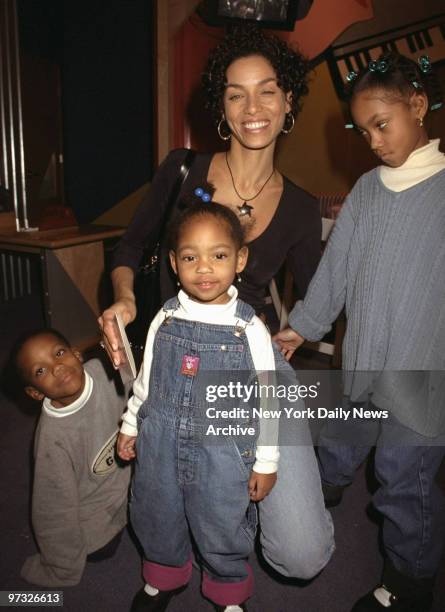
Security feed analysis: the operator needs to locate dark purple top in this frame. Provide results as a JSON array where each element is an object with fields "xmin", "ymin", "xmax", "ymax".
[{"xmin": 112, "ymin": 149, "xmax": 321, "ymax": 314}]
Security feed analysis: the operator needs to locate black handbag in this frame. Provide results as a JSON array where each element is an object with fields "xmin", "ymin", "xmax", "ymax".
[{"xmin": 126, "ymin": 149, "xmax": 196, "ymax": 365}]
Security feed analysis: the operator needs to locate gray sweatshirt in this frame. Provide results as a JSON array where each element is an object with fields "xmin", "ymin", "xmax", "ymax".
[
  {"xmin": 21, "ymin": 359, "xmax": 131, "ymax": 586},
  {"xmin": 289, "ymin": 169, "xmax": 445, "ymax": 436}
]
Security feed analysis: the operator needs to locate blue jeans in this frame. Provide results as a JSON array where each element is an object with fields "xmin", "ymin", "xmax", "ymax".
[
  {"xmin": 257, "ymin": 344, "xmax": 335, "ymax": 579},
  {"xmin": 318, "ymin": 414, "xmax": 445, "ymax": 578},
  {"xmin": 258, "ymin": 443, "xmax": 335, "ymax": 579}
]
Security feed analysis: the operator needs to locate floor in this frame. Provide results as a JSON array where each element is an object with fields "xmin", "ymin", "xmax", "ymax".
[{"xmin": 1, "ymin": 295, "xmax": 444, "ymax": 611}]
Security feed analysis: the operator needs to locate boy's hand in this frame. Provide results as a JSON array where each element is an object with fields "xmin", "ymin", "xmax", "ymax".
[
  {"xmin": 273, "ymin": 327, "xmax": 305, "ymax": 361},
  {"xmin": 117, "ymin": 432, "xmax": 137, "ymax": 461},
  {"xmin": 248, "ymin": 471, "xmax": 277, "ymax": 502}
]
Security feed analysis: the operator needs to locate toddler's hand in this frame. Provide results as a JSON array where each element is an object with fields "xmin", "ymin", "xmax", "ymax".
[
  {"xmin": 117, "ymin": 432, "xmax": 137, "ymax": 461},
  {"xmin": 248, "ymin": 471, "xmax": 277, "ymax": 502}
]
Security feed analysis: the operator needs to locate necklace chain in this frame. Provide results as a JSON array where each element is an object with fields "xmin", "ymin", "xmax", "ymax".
[{"xmin": 225, "ymin": 152, "xmax": 275, "ymax": 204}]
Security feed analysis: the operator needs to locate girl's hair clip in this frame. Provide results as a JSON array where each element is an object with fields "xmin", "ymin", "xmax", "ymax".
[
  {"xmin": 344, "ymin": 122, "xmax": 355, "ymax": 129},
  {"xmin": 346, "ymin": 71, "xmax": 358, "ymax": 83},
  {"xmin": 412, "ymin": 80, "xmax": 422, "ymax": 89},
  {"xmin": 418, "ymin": 55, "xmax": 432, "ymax": 74},
  {"xmin": 368, "ymin": 59, "xmax": 388, "ymax": 74},
  {"xmin": 431, "ymin": 102, "xmax": 443, "ymax": 111},
  {"xmin": 194, "ymin": 187, "xmax": 211, "ymax": 203}
]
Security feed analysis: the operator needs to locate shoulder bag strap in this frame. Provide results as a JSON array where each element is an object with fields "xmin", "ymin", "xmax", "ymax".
[{"xmin": 158, "ymin": 149, "xmax": 196, "ymax": 238}]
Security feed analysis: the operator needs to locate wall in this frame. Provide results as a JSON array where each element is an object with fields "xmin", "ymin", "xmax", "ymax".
[
  {"xmin": 336, "ymin": 0, "xmax": 445, "ymax": 44},
  {"xmin": 61, "ymin": 0, "xmax": 154, "ymax": 224},
  {"xmin": 275, "ymin": 60, "xmax": 375, "ymax": 195},
  {"xmin": 15, "ymin": 0, "xmax": 155, "ymax": 226}
]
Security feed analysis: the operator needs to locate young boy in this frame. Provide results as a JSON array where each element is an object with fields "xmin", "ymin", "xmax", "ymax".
[{"xmin": 13, "ymin": 328, "xmax": 131, "ymax": 587}]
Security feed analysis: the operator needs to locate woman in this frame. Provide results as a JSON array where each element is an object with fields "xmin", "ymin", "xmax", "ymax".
[
  {"xmin": 99, "ymin": 25, "xmax": 334, "ymax": 581},
  {"xmin": 101, "ymin": 26, "xmax": 321, "ymax": 344}
]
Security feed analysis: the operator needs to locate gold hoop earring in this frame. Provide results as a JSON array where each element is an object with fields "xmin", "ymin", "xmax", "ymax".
[
  {"xmin": 281, "ymin": 112, "xmax": 295, "ymax": 135},
  {"xmin": 217, "ymin": 117, "xmax": 231, "ymax": 141}
]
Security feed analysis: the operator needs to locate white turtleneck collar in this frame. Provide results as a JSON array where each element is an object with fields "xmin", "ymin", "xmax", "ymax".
[
  {"xmin": 43, "ymin": 369, "xmax": 93, "ymax": 418},
  {"xmin": 379, "ymin": 139, "xmax": 445, "ymax": 192},
  {"xmin": 174, "ymin": 285, "xmax": 239, "ymax": 324}
]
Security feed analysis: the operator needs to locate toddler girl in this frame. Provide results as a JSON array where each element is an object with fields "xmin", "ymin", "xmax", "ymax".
[{"xmin": 118, "ymin": 190, "xmax": 281, "ymax": 612}]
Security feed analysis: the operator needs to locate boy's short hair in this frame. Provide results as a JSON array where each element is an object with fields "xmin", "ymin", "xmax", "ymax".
[{"xmin": 10, "ymin": 328, "xmax": 72, "ymax": 386}]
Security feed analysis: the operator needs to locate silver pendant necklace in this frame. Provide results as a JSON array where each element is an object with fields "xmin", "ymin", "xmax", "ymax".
[{"xmin": 225, "ymin": 152, "xmax": 275, "ymax": 217}]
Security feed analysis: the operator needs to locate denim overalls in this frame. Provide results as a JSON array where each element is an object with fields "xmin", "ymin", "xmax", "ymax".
[{"xmin": 130, "ymin": 297, "xmax": 260, "ymax": 606}]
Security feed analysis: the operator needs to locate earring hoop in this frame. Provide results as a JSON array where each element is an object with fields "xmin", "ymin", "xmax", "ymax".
[
  {"xmin": 217, "ymin": 118, "xmax": 231, "ymax": 141},
  {"xmin": 281, "ymin": 112, "xmax": 295, "ymax": 135}
]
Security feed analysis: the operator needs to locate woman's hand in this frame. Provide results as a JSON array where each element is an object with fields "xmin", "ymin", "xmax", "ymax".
[
  {"xmin": 248, "ymin": 471, "xmax": 277, "ymax": 501},
  {"xmin": 98, "ymin": 265, "xmax": 137, "ymax": 367},
  {"xmin": 98, "ymin": 297, "xmax": 136, "ymax": 367},
  {"xmin": 117, "ymin": 432, "xmax": 137, "ymax": 461},
  {"xmin": 272, "ymin": 327, "xmax": 305, "ymax": 361}
]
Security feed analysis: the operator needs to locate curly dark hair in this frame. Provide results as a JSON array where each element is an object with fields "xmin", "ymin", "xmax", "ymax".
[
  {"xmin": 168, "ymin": 182, "xmax": 245, "ymax": 250},
  {"xmin": 202, "ymin": 23, "xmax": 310, "ymax": 125},
  {"xmin": 346, "ymin": 51, "xmax": 443, "ymax": 112}
]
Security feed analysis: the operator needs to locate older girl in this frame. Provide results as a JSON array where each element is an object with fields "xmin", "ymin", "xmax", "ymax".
[{"xmin": 275, "ymin": 53, "xmax": 445, "ymax": 611}]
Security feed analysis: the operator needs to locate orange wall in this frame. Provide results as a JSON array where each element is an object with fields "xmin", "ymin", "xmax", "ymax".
[{"xmin": 275, "ymin": 60, "xmax": 375, "ymax": 195}]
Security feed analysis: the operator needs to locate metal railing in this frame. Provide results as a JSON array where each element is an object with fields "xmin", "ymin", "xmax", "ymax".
[{"xmin": 0, "ymin": 0, "xmax": 35, "ymax": 231}]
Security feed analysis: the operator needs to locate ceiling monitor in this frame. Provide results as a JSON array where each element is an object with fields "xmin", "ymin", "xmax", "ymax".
[{"xmin": 198, "ymin": 0, "xmax": 313, "ymax": 32}]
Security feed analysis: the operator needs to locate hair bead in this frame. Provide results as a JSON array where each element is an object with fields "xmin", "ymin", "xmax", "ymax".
[
  {"xmin": 418, "ymin": 55, "xmax": 432, "ymax": 74},
  {"xmin": 368, "ymin": 59, "xmax": 388, "ymax": 74},
  {"xmin": 346, "ymin": 71, "xmax": 358, "ymax": 83},
  {"xmin": 194, "ymin": 187, "xmax": 212, "ymax": 203}
]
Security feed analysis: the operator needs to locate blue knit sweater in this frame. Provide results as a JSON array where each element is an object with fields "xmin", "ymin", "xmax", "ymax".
[{"xmin": 289, "ymin": 168, "xmax": 445, "ymax": 436}]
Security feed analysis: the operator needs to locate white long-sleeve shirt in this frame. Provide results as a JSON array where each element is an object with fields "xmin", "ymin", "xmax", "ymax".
[{"xmin": 121, "ymin": 286, "xmax": 280, "ymax": 473}]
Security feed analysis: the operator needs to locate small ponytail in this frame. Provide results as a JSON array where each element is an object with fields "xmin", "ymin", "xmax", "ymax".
[
  {"xmin": 168, "ymin": 183, "xmax": 246, "ymax": 251},
  {"xmin": 177, "ymin": 181, "xmax": 216, "ymax": 211}
]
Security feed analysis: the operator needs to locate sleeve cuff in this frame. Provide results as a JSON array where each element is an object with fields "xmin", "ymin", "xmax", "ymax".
[
  {"xmin": 288, "ymin": 300, "xmax": 332, "ymax": 342},
  {"xmin": 253, "ymin": 445, "xmax": 279, "ymax": 474},
  {"xmin": 120, "ymin": 419, "xmax": 138, "ymax": 437}
]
